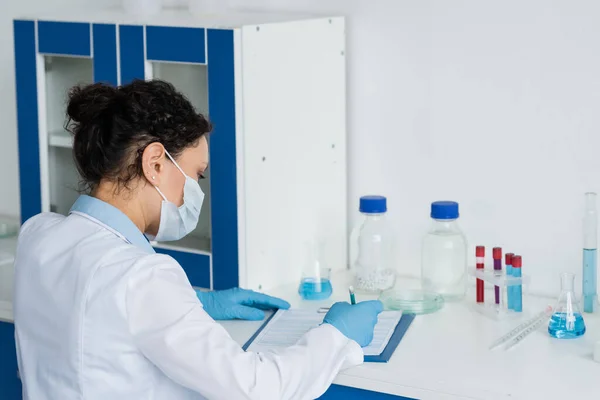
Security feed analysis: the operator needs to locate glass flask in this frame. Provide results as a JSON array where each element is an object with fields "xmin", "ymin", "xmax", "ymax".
[
  {"xmin": 298, "ymin": 241, "xmax": 332, "ymax": 301},
  {"xmin": 548, "ymin": 272, "xmax": 586, "ymax": 339}
]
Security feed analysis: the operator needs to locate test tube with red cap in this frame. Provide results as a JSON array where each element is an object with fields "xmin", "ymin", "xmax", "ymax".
[
  {"xmin": 476, "ymin": 246, "xmax": 485, "ymax": 303},
  {"xmin": 505, "ymin": 253, "xmax": 514, "ymax": 310},
  {"xmin": 512, "ymin": 255, "xmax": 523, "ymax": 312},
  {"xmin": 493, "ymin": 247, "xmax": 502, "ymax": 305}
]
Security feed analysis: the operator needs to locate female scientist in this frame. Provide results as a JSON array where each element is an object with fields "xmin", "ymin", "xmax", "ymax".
[{"xmin": 13, "ymin": 80, "xmax": 383, "ymax": 400}]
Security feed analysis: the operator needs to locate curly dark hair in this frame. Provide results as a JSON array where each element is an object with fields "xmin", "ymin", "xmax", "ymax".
[{"xmin": 65, "ymin": 79, "xmax": 212, "ymax": 192}]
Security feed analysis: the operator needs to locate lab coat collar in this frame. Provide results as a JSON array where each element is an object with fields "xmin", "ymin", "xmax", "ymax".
[{"xmin": 70, "ymin": 195, "xmax": 156, "ymax": 254}]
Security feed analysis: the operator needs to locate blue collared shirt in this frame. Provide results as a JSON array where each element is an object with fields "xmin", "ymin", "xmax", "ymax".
[{"xmin": 70, "ymin": 195, "xmax": 155, "ymax": 254}]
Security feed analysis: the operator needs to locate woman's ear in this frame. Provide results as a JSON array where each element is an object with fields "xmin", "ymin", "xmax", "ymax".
[{"xmin": 142, "ymin": 143, "xmax": 167, "ymax": 185}]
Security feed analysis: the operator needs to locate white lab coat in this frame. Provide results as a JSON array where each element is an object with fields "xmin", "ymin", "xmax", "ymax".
[{"xmin": 13, "ymin": 197, "xmax": 363, "ymax": 400}]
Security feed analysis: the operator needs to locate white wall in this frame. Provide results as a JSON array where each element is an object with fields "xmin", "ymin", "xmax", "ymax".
[{"xmin": 2, "ymin": 0, "xmax": 600, "ymax": 296}]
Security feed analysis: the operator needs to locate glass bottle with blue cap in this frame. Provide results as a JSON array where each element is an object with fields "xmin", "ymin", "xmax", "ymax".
[
  {"xmin": 352, "ymin": 195, "xmax": 396, "ymax": 292},
  {"xmin": 421, "ymin": 201, "xmax": 467, "ymax": 301}
]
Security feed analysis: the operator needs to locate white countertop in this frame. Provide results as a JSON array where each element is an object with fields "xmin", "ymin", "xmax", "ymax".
[
  {"xmin": 249, "ymin": 272, "xmax": 600, "ymax": 400},
  {"xmin": 1, "ymin": 240, "xmax": 599, "ymax": 399}
]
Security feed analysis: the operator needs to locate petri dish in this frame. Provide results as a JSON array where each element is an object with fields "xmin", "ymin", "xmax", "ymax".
[{"xmin": 378, "ymin": 289, "xmax": 444, "ymax": 315}]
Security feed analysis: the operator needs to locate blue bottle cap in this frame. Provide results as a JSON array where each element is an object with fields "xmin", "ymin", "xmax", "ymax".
[
  {"xmin": 430, "ymin": 201, "xmax": 459, "ymax": 220},
  {"xmin": 359, "ymin": 195, "xmax": 387, "ymax": 213}
]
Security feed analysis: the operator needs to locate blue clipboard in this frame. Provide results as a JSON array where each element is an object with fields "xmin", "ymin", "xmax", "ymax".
[
  {"xmin": 366, "ymin": 313, "xmax": 415, "ymax": 362},
  {"xmin": 242, "ymin": 311, "xmax": 416, "ymax": 363},
  {"xmin": 242, "ymin": 311, "xmax": 279, "ymax": 351}
]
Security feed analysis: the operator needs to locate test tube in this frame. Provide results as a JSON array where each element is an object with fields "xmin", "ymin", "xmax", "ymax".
[
  {"xmin": 476, "ymin": 246, "xmax": 485, "ymax": 303},
  {"xmin": 512, "ymin": 255, "xmax": 522, "ymax": 312},
  {"xmin": 493, "ymin": 247, "xmax": 502, "ymax": 305},
  {"xmin": 583, "ymin": 192, "xmax": 597, "ymax": 313},
  {"xmin": 505, "ymin": 253, "xmax": 514, "ymax": 310}
]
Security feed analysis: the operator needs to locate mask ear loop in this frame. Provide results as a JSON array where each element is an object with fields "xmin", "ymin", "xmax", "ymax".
[
  {"xmin": 154, "ymin": 185, "xmax": 168, "ymax": 202},
  {"xmin": 154, "ymin": 149, "xmax": 188, "ymax": 202},
  {"xmin": 164, "ymin": 149, "xmax": 187, "ymax": 178}
]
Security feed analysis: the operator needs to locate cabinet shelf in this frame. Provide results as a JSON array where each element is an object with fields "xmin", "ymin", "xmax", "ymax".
[
  {"xmin": 48, "ymin": 129, "xmax": 73, "ymax": 148},
  {"xmin": 152, "ymin": 234, "xmax": 211, "ymax": 255}
]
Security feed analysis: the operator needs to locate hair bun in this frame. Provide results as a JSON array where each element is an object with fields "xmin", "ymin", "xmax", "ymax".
[
  {"xmin": 66, "ymin": 83, "xmax": 119, "ymax": 125},
  {"xmin": 66, "ymin": 79, "xmax": 211, "ymax": 193}
]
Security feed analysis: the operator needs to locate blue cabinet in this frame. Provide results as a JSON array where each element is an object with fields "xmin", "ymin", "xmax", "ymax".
[
  {"xmin": 320, "ymin": 385, "xmax": 414, "ymax": 399},
  {"xmin": 13, "ymin": 13, "xmax": 347, "ymax": 295},
  {"xmin": 14, "ymin": 20, "xmax": 238, "ymax": 290},
  {"xmin": 0, "ymin": 322, "xmax": 21, "ymax": 399}
]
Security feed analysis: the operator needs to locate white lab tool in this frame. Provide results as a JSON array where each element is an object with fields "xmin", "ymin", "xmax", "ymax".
[
  {"xmin": 13, "ymin": 199, "xmax": 363, "ymax": 400},
  {"xmin": 489, "ymin": 306, "xmax": 553, "ymax": 350}
]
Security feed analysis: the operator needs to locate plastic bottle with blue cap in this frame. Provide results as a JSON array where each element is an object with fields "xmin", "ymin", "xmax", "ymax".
[
  {"xmin": 352, "ymin": 195, "xmax": 396, "ymax": 293},
  {"xmin": 421, "ymin": 201, "xmax": 467, "ymax": 301}
]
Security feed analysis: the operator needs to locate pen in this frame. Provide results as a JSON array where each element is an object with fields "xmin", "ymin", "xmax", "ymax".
[{"xmin": 317, "ymin": 287, "xmax": 356, "ymax": 313}]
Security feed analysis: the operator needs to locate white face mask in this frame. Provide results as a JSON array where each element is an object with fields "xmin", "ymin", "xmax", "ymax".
[{"xmin": 151, "ymin": 150, "xmax": 205, "ymax": 242}]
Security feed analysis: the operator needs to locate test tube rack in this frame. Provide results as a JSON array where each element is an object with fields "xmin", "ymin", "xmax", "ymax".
[{"xmin": 467, "ymin": 267, "xmax": 530, "ymax": 320}]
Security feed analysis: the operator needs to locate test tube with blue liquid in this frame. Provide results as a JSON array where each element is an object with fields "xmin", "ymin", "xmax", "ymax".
[
  {"xmin": 298, "ymin": 241, "xmax": 333, "ymax": 301},
  {"xmin": 512, "ymin": 256, "xmax": 522, "ymax": 312},
  {"xmin": 583, "ymin": 192, "xmax": 597, "ymax": 313},
  {"xmin": 505, "ymin": 253, "xmax": 514, "ymax": 310}
]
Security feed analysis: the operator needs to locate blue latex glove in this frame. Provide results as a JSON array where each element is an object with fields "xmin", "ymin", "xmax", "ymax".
[
  {"xmin": 323, "ymin": 300, "xmax": 384, "ymax": 347},
  {"xmin": 196, "ymin": 287, "xmax": 291, "ymax": 320}
]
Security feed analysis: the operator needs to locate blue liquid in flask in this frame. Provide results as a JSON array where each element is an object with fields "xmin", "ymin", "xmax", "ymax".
[
  {"xmin": 548, "ymin": 272, "xmax": 587, "ymax": 339},
  {"xmin": 548, "ymin": 312, "xmax": 586, "ymax": 339},
  {"xmin": 298, "ymin": 278, "xmax": 333, "ymax": 300}
]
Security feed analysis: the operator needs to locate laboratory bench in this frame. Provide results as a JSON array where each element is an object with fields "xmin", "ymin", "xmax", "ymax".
[
  {"xmin": 2, "ymin": 253, "xmax": 600, "ymax": 400},
  {"xmin": 226, "ymin": 273, "xmax": 600, "ymax": 400}
]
